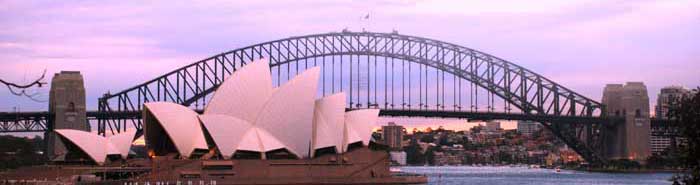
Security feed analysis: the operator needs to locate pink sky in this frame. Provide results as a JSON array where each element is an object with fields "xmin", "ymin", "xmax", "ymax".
[{"xmin": 1, "ymin": 1, "xmax": 698, "ymax": 134}]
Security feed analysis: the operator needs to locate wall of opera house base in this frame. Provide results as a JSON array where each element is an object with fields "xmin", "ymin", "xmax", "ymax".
[{"xmin": 141, "ymin": 147, "xmax": 395, "ymax": 182}]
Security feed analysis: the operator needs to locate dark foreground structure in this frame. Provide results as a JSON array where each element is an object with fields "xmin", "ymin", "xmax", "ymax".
[{"xmin": 1, "ymin": 147, "xmax": 427, "ymax": 184}]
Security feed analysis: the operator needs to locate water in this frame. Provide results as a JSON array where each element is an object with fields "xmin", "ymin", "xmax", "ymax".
[{"xmin": 399, "ymin": 166, "xmax": 675, "ymax": 185}]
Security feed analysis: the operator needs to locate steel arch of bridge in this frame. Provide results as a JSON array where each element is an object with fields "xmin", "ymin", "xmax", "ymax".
[{"xmin": 97, "ymin": 31, "xmax": 606, "ymax": 163}]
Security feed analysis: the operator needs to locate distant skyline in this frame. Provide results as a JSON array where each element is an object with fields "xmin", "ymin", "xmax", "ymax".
[{"xmin": 1, "ymin": 1, "xmax": 699, "ymax": 132}]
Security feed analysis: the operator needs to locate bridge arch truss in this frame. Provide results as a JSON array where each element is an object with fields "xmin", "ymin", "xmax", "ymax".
[{"xmin": 97, "ymin": 31, "xmax": 607, "ymax": 163}]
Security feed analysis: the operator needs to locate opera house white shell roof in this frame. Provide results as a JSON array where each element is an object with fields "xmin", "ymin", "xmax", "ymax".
[
  {"xmin": 143, "ymin": 58, "xmax": 380, "ymax": 159},
  {"xmin": 199, "ymin": 114, "xmax": 286, "ymax": 159},
  {"xmin": 143, "ymin": 102, "xmax": 209, "ymax": 158},
  {"xmin": 55, "ymin": 129, "xmax": 136, "ymax": 165}
]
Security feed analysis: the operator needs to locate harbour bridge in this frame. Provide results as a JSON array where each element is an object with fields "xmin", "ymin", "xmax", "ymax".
[{"xmin": 0, "ymin": 31, "xmax": 673, "ymax": 164}]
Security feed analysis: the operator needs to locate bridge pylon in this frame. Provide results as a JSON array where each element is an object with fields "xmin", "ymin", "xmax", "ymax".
[
  {"xmin": 45, "ymin": 71, "xmax": 89, "ymax": 161},
  {"xmin": 600, "ymin": 82, "xmax": 651, "ymax": 162}
]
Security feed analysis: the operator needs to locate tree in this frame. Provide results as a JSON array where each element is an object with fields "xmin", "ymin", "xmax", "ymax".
[
  {"xmin": 670, "ymin": 88, "xmax": 700, "ymax": 184},
  {"xmin": 404, "ymin": 140, "xmax": 425, "ymax": 165},
  {"xmin": 470, "ymin": 125, "xmax": 483, "ymax": 133},
  {"xmin": 0, "ymin": 135, "xmax": 45, "ymax": 169},
  {"xmin": 1, "ymin": 70, "xmax": 47, "ymax": 102},
  {"xmin": 419, "ymin": 134, "xmax": 435, "ymax": 143}
]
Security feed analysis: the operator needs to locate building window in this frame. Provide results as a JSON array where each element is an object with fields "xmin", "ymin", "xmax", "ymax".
[
  {"xmin": 635, "ymin": 109, "xmax": 641, "ymax": 117},
  {"xmin": 68, "ymin": 102, "xmax": 76, "ymax": 112}
]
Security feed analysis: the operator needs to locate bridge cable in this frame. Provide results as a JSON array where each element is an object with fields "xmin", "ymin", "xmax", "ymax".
[
  {"xmin": 367, "ymin": 55, "xmax": 371, "ymax": 108},
  {"xmin": 322, "ymin": 55, "xmax": 325, "ymax": 96},
  {"xmin": 419, "ymin": 61, "xmax": 422, "ymax": 110},
  {"xmin": 424, "ymin": 63, "xmax": 428, "ymax": 109},
  {"xmin": 407, "ymin": 58, "xmax": 410, "ymax": 109},
  {"xmin": 391, "ymin": 57, "xmax": 394, "ymax": 108},
  {"xmin": 384, "ymin": 56, "xmax": 387, "ymax": 109},
  {"xmin": 350, "ymin": 54, "xmax": 353, "ymax": 106},
  {"xmin": 357, "ymin": 54, "xmax": 361, "ymax": 108},
  {"xmin": 372, "ymin": 55, "xmax": 376, "ymax": 107}
]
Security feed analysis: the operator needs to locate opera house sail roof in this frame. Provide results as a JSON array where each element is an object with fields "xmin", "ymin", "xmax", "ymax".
[
  {"xmin": 54, "ymin": 129, "xmax": 136, "ymax": 165},
  {"xmin": 142, "ymin": 58, "xmax": 380, "ymax": 160},
  {"xmin": 143, "ymin": 102, "xmax": 209, "ymax": 158}
]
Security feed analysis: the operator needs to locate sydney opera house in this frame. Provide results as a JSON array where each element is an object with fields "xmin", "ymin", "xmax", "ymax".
[
  {"xmin": 7, "ymin": 59, "xmax": 426, "ymax": 184},
  {"xmin": 142, "ymin": 59, "xmax": 379, "ymax": 161}
]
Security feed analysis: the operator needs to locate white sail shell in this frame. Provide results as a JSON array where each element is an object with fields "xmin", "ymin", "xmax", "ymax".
[
  {"xmin": 55, "ymin": 129, "xmax": 135, "ymax": 165},
  {"xmin": 311, "ymin": 93, "xmax": 346, "ymax": 156},
  {"xmin": 144, "ymin": 102, "xmax": 209, "ymax": 158},
  {"xmin": 205, "ymin": 59, "xmax": 274, "ymax": 123},
  {"xmin": 344, "ymin": 109, "xmax": 380, "ymax": 149},
  {"xmin": 254, "ymin": 67, "xmax": 320, "ymax": 158}
]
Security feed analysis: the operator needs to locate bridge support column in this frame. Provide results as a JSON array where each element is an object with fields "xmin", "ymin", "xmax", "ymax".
[
  {"xmin": 45, "ymin": 71, "xmax": 89, "ymax": 161},
  {"xmin": 601, "ymin": 82, "xmax": 651, "ymax": 162}
]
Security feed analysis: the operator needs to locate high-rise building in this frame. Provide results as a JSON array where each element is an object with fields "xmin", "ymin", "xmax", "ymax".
[
  {"xmin": 601, "ymin": 82, "xmax": 651, "ymax": 161},
  {"xmin": 517, "ymin": 121, "xmax": 541, "ymax": 136},
  {"xmin": 650, "ymin": 86, "xmax": 691, "ymax": 155},
  {"xmin": 382, "ymin": 122, "xmax": 405, "ymax": 150},
  {"xmin": 655, "ymin": 86, "xmax": 690, "ymax": 119},
  {"xmin": 649, "ymin": 135, "xmax": 672, "ymax": 155},
  {"xmin": 45, "ymin": 71, "xmax": 89, "ymax": 161}
]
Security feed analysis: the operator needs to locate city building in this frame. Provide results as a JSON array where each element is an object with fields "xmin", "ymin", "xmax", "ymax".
[
  {"xmin": 601, "ymin": 82, "xmax": 651, "ymax": 161},
  {"xmin": 650, "ymin": 136, "xmax": 672, "ymax": 155},
  {"xmin": 432, "ymin": 152, "xmax": 463, "ymax": 166},
  {"xmin": 655, "ymin": 86, "xmax": 690, "ymax": 119},
  {"xmin": 485, "ymin": 121, "xmax": 501, "ymax": 132},
  {"xmin": 517, "ymin": 121, "xmax": 541, "ymax": 136},
  {"xmin": 389, "ymin": 151, "xmax": 407, "ymax": 165},
  {"xmin": 650, "ymin": 86, "xmax": 691, "ymax": 155},
  {"xmin": 382, "ymin": 122, "xmax": 405, "ymax": 150}
]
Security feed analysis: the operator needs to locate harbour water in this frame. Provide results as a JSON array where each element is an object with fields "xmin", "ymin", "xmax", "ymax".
[{"xmin": 399, "ymin": 166, "xmax": 675, "ymax": 185}]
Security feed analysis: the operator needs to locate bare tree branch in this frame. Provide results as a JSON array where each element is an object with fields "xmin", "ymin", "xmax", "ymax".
[{"xmin": 1, "ymin": 69, "xmax": 48, "ymax": 102}]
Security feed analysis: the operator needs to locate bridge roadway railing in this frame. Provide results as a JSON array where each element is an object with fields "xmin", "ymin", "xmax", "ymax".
[
  {"xmin": 0, "ymin": 111, "xmax": 49, "ymax": 133},
  {"xmin": 5, "ymin": 110, "xmax": 672, "ymax": 131},
  {"xmin": 1, "ymin": 109, "xmax": 616, "ymax": 133}
]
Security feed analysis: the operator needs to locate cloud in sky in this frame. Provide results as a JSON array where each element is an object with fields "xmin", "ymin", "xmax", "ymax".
[{"xmin": 1, "ymin": 1, "xmax": 698, "ymax": 122}]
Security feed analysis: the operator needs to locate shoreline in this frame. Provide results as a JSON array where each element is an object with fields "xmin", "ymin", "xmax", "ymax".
[
  {"xmin": 396, "ymin": 165, "xmax": 684, "ymax": 174},
  {"xmin": 575, "ymin": 167, "xmax": 684, "ymax": 174}
]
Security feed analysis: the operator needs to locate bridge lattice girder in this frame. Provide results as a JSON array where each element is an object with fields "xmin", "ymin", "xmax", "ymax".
[
  {"xmin": 0, "ymin": 112, "xmax": 48, "ymax": 133},
  {"xmin": 95, "ymin": 31, "xmax": 606, "ymax": 163}
]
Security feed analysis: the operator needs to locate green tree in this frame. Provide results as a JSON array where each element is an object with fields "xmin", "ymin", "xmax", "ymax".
[
  {"xmin": 670, "ymin": 88, "xmax": 700, "ymax": 184},
  {"xmin": 470, "ymin": 125, "xmax": 483, "ymax": 133},
  {"xmin": 0, "ymin": 135, "xmax": 45, "ymax": 169},
  {"xmin": 404, "ymin": 139, "xmax": 425, "ymax": 165},
  {"xmin": 419, "ymin": 134, "xmax": 435, "ymax": 143}
]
